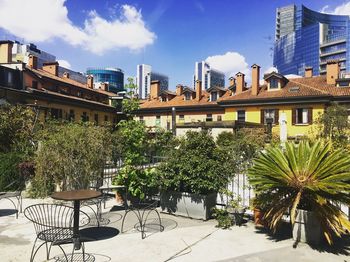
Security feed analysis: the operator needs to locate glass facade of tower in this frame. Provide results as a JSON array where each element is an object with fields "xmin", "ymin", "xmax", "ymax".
[
  {"xmin": 274, "ymin": 5, "xmax": 350, "ymax": 76},
  {"xmin": 86, "ymin": 68, "xmax": 124, "ymax": 93}
]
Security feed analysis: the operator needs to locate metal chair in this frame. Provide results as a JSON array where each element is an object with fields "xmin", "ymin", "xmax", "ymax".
[
  {"xmin": 24, "ymin": 204, "xmax": 90, "ymax": 262},
  {"xmin": 0, "ymin": 180, "xmax": 23, "ymax": 218}
]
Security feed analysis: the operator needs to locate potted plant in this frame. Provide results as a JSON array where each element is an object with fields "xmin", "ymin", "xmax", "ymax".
[
  {"xmin": 157, "ymin": 131, "xmax": 231, "ymax": 220},
  {"xmin": 248, "ymin": 140, "xmax": 350, "ymax": 245},
  {"xmin": 226, "ymin": 195, "xmax": 246, "ymax": 226}
]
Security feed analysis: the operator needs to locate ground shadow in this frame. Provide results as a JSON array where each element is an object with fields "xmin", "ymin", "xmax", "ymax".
[
  {"xmin": 308, "ymin": 234, "xmax": 350, "ymax": 256},
  {"xmin": 80, "ymin": 227, "xmax": 119, "ymax": 242},
  {"xmin": 254, "ymin": 221, "xmax": 292, "ymax": 242},
  {"xmin": 0, "ymin": 209, "xmax": 17, "ymax": 217}
]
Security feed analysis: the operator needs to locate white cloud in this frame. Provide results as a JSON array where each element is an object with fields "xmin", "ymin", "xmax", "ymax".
[
  {"xmin": 57, "ymin": 59, "xmax": 71, "ymax": 69},
  {"xmin": 264, "ymin": 66, "xmax": 278, "ymax": 74},
  {"xmin": 320, "ymin": 2, "xmax": 350, "ymax": 15},
  {"xmin": 0, "ymin": 0, "xmax": 156, "ymax": 55},
  {"xmin": 205, "ymin": 51, "xmax": 249, "ymax": 79}
]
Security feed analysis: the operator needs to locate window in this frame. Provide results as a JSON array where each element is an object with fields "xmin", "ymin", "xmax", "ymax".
[
  {"xmin": 50, "ymin": 108, "xmax": 62, "ymax": 119},
  {"xmin": 262, "ymin": 109, "xmax": 278, "ymax": 124},
  {"xmin": 156, "ymin": 115, "xmax": 161, "ymax": 126},
  {"xmin": 217, "ymin": 115, "xmax": 222, "ymax": 121},
  {"xmin": 68, "ymin": 109, "xmax": 75, "ymax": 121},
  {"xmin": 104, "ymin": 115, "xmax": 109, "ymax": 122},
  {"xmin": 184, "ymin": 92, "xmax": 191, "ymax": 101},
  {"xmin": 32, "ymin": 80, "xmax": 38, "ymax": 89},
  {"xmin": 179, "ymin": 115, "xmax": 185, "ymax": 122},
  {"xmin": 81, "ymin": 112, "xmax": 89, "ymax": 122},
  {"xmin": 139, "ymin": 116, "xmax": 144, "ymax": 123},
  {"xmin": 237, "ymin": 110, "xmax": 246, "ymax": 122},
  {"xmin": 206, "ymin": 114, "xmax": 213, "ymax": 122},
  {"xmin": 269, "ymin": 78, "xmax": 279, "ymax": 89},
  {"xmin": 211, "ymin": 92, "xmax": 218, "ymax": 101},
  {"xmin": 7, "ymin": 71, "xmax": 13, "ymax": 86},
  {"xmin": 294, "ymin": 108, "xmax": 311, "ymax": 124},
  {"xmin": 94, "ymin": 114, "xmax": 99, "ymax": 125}
]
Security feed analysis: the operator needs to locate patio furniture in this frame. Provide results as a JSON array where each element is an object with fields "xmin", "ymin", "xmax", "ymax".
[
  {"xmin": 24, "ymin": 203, "xmax": 90, "ymax": 262},
  {"xmin": 121, "ymin": 198, "xmax": 163, "ymax": 239},
  {"xmin": 51, "ymin": 189, "xmax": 101, "ymax": 250},
  {"xmin": 0, "ymin": 180, "xmax": 23, "ymax": 218}
]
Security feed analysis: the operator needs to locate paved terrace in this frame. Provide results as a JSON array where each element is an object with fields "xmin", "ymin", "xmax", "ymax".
[{"xmin": 0, "ymin": 197, "xmax": 349, "ymax": 262}]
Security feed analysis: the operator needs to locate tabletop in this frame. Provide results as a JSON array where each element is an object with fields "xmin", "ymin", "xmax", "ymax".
[{"xmin": 51, "ymin": 189, "xmax": 101, "ymax": 201}]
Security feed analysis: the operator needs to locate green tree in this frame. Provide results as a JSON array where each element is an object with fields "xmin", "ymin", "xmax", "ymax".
[
  {"xmin": 317, "ymin": 103, "xmax": 349, "ymax": 148},
  {"xmin": 122, "ymin": 77, "xmax": 140, "ymax": 118},
  {"xmin": 31, "ymin": 122, "xmax": 111, "ymax": 197},
  {"xmin": 248, "ymin": 140, "xmax": 350, "ymax": 245},
  {"xmin": 157, "ymin": 130, "xmax": 231, "ymax": 194}
]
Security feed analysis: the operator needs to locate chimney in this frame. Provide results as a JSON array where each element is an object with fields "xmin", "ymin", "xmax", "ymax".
[
  {"xmin": 100, "ymin": 82, "xmax": 108, "ymax": 91},
  {"xmin": 195, "ymin": 80, "xmax": 202, "ymax": 101},
  {"xmin": 87, "ymin": 75, "xmax": 94, "ymax": 89},
  {"xmin": 0, "ymin": 40, "xmax": 13, "ymax": 63},
  {"xmin": 305, "ymin": 67, "xmax": 313, "ymax": 78},
  {"xmin": 63, "ymin": 71, "xmax": 70, "ymax": 78},
  {"xmin": 28, "ymin": 55, "xmax": 38, "ymax": 69},
  {"xmin": 229, "ymin": 77, "xmax": 235, "ymax": 86},
  {"xmin": 326, "ymin": 60, "xmax": 339, "ymax": 85},
  {"xmin": 176, "ymin": 84, "xmax": 183, "ymax": 96},
  {"xmin": 251, "ymin": 64, "xmax": 260, "ymax": 96},
  {"xmin": 150, "ymin": 80, "xmax": 160, "ymax": 99},
  {"xmin": 236, "ymin": 72, "xmax": 245, "ymax": 94},
  {"xmin": 42, "ymin": 61, "xmax": 59, "ymax": 76}
]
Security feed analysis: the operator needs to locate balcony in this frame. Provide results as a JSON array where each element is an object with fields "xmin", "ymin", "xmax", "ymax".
[
  {"xmin": 320, "ymin": 49, "xmax": 346, "ymax": 58},
  {"xmin": 320, "ymin": 37, "xmax": 346, "ymax": 47}
]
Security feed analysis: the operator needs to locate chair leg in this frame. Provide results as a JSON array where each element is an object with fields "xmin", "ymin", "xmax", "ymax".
[
  {"xmin": 56, "ymin": 244, "xmax": 69, "ymax": 262},
  {"xmin": 30, "ymin": 237, "xmax": 46, "ymax": 262},
  {"xmin": 121, "ymin": 210, "xmax": 130, "ymax": 233}
]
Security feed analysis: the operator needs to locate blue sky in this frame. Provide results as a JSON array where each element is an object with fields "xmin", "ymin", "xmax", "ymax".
[{"xmin": 0, "ymin": 0, "xmax": 348, "ymax": 89}]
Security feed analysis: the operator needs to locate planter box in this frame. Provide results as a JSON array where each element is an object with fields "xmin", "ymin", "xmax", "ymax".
[
  {"xmin": 293, "ymin": 209, "xmax": 322, "ymax": 245},
  {"xmin": 160, "ymin": 191, "xmax": 217, "ymax": 220}
]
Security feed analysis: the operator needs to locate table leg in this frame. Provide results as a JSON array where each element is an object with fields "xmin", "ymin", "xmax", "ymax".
[{"xmin": 73, "ymin": 200, "xmax": 81, "ymax": 250}]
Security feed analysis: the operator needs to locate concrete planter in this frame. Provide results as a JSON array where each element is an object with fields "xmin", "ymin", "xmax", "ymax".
[
  {"xmin": 160, "ymin": 191, "xmax": 217, "ymax": 220},
  {"xmin": 293, "ymin": 209, "xmax": 322, "ymax": 245}
]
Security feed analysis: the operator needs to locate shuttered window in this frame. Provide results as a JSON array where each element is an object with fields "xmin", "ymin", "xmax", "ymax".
[
  {"xmin": 292, "ymin": 108, "xmax": 313, "ymax": 125},
  {"xmin": 261, "ymin": 109, "xmax": 279, "ymax": 124}
]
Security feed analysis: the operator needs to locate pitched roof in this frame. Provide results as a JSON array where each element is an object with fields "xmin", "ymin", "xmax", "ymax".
[
  {"xmin": 140, "ymin": 90, "xmax": 220, "ymax": 109},
  {"xmin": 26, "ymin": 66, "xmax": 116, "ymax": 97}
]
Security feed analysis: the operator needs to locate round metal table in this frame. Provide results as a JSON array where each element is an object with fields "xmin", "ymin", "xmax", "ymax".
[{"xmin": 51, "ymin": 189, "xmax": 101, "ymax": 250}]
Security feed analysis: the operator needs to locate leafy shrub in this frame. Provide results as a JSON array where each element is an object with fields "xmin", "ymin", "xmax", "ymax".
[
  {"xmin": 31, "ymin": 121, "xmax": 111, "ymax": 197},
  {"xmin": 0, "ymin": 152, "xmax": 25, "ymax": 191},
  {"xmin": 157, "ymin": 131, "xmax": 231, "ymax": 195},
  {"xmin": 212, "ymin": 208, "xmax": 233, "ymax": 229}
]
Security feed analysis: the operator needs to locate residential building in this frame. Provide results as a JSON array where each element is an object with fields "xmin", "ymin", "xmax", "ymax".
[
  {"xmin": 136, "ymin": 64, "xmax": 169, "ymax": 99},
  {"xmin": 137, "ymin": 61, "xmax": 350, "ymax": 139},
  {"xmin": 0, "ymin": 41, "xmax": 121, "ymax": 124},
  {"xmin": 86, "ymin": 67, "xmax": 124, "ymax": 94},
  {"xmin": 274, "ymin": 5, "xmax": 350, "ymax": 76},
  {"xmin": 194, "ymin": 61, "xmax": 225, "ymax": 90}
]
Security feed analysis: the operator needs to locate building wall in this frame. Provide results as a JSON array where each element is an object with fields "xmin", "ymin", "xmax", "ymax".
[{"xmin": 223, "ymin": 104, "xmax": 324, "ymax": 137}]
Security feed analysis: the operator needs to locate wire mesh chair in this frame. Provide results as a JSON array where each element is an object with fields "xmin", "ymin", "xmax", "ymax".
[
  {"xmin": 24, "ymin": 203, "xmax": 90, "ymax": 262},
  {"xmin": 0, "ymin": 180, "xmax": 23, "ymax": 218}
]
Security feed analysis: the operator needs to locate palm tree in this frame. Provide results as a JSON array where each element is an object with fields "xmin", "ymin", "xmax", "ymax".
[{"xmin": 248, "ymin": 140, "xmax": 350, "ymax": 244}]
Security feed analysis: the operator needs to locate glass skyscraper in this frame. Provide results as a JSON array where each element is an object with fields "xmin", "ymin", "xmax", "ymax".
[
  {"xmin": 274, "ymin": 5, "xmax": 350, "ymax": 76},
  {"xmin": 194, "ymin": 61, "xmax": 225, "ymax": 89},
  {"xmin": 86, "ymin": 67, "xmax": 124, "ymax": 93}
]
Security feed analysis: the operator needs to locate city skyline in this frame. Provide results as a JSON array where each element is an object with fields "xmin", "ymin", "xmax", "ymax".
[{"xmin": 0, "ymin": 0, "xmax": 349, "ymax": 89}]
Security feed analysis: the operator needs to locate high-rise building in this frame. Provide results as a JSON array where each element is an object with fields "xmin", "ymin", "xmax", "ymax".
[
  {"xmin": 12, "ymin": 42, "xmax": 56, "ymax": 68},
  {"xmin": 194, "ymin": 61, "xmax": 225, "ymax": 90},
  {"xmin": 86, "ymin": 67, "xmax": 124, "ymax": 93},
  {"xmin": 274, "ymin": 5, "xmax": 350, "ymax": 76},
  {"xmin": 136, "ymin": 64, "xmax": 169, "ymax": 99}
]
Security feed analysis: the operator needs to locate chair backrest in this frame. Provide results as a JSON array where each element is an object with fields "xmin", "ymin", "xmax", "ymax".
[{"xmin": 24, "ymin": 204, "xmax": 90, "ymax": 236}]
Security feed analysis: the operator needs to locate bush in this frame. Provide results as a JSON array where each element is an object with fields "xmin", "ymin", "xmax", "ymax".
[
  {"xmin": 0, "ymin": 152, "xmax": 25, "ymax": 191},
  {"xmin": 157, "ymin": 130, "xmax": 231, "ymax": 195},
  {"xmin": 31, "ymin": 121, "xmax": 111, "ymax": 197}
]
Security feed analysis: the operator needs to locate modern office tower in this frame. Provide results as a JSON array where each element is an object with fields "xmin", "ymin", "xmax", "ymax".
[
  {"xmin": 12, "ymin": 41, "xmax": 56, "ymax": 68},
  {"xmin": 136, "ymin": 64, "xmax": 169, "ymax": 99},
  {"xmin": 274, "ymin": 5, "xmax": 350, "ymax": 76},
  {"xmin": 194, "ymin": 61, "xmax": 225, "ymax": 90},
  {"xmin": 86, "ymin": 67, "xmax": 124, "ymax": 93}
]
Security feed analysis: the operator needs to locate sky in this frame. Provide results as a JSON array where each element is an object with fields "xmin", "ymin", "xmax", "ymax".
[{"xmin": 0, "ymin": 0, "xmax": 349, "ymax": 89}]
